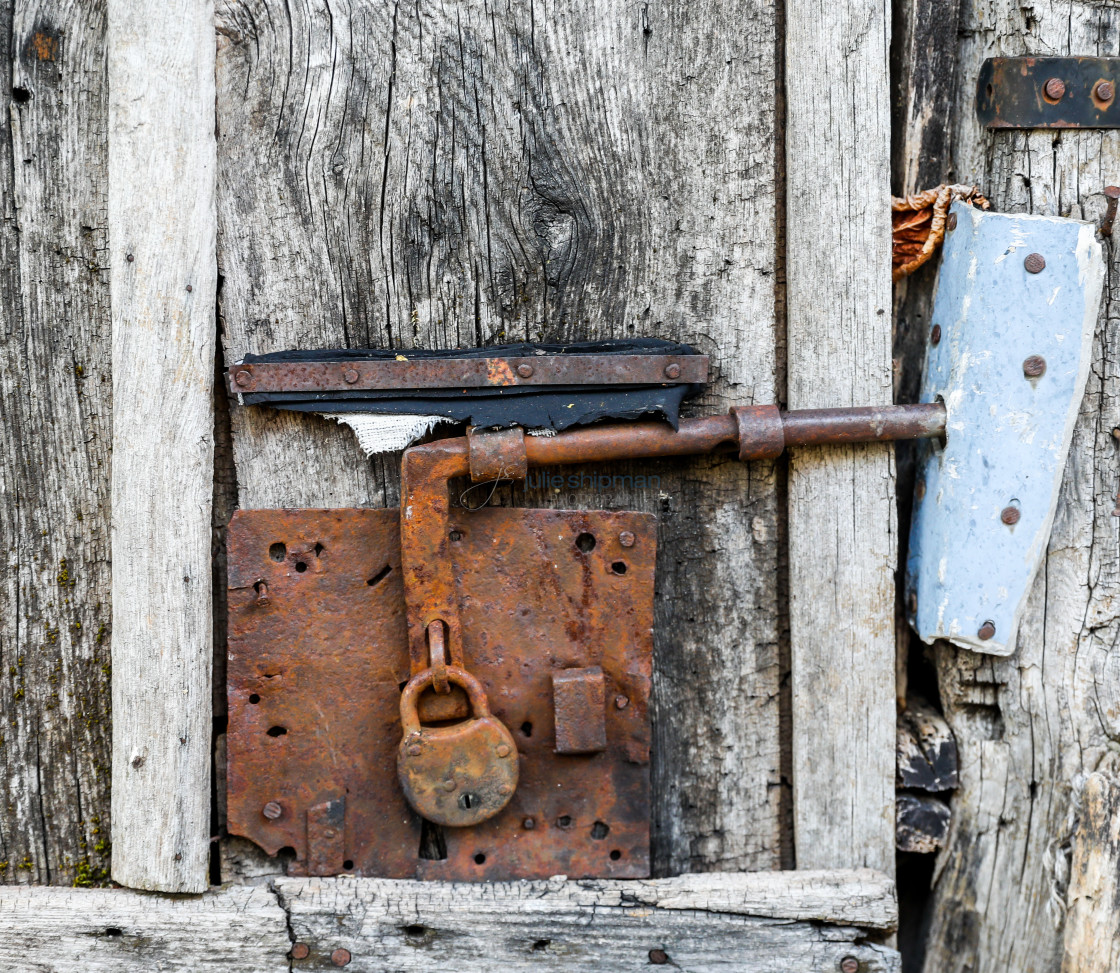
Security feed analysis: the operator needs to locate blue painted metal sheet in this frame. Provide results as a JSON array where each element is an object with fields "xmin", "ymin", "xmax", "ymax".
[{"xmin": 907, "ymin": 203, "xmax": 1103, "ymax": 656}]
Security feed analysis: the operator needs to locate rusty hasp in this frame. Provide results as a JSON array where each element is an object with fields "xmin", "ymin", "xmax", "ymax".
[
  {"xmin": 226, "ymin": 346, "xmax": 955, "ymax": 882},
  {"xmin": 226, "ymin": 506, "xmax": 655, "ymax": 880}
]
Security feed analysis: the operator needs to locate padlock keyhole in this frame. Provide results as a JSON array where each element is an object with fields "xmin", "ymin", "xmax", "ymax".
[{"xmin": 458, "ymin": 792, "xmax": 480, "ymax": 810}]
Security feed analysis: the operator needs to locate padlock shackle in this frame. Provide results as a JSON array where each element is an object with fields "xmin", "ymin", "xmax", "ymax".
[{"xmin": 399, "ymin": 665, "xmax": 490, "ymax": 736}]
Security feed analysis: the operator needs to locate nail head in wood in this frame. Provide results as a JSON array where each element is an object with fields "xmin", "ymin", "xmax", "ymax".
[
  {"xmin": 978, "ymin": 621, "xmax": 996, "ymax": 641},
  {"xmin": 1022, "ymin": 355, "xmax": 1047, "ymax": 378},
  {"xmin": 946, "ymin": 213, "xmax": 957, "ymax": 231},
  {"xmin": 1024, "ymin": 252, "xmax": 1046, "ymax": 274},
  {"xmin": 1000, "ymin": 506, "xmax": 1021, "ymax": 525},
  {"xmin": 649, "ymin": 949, "xmax": 669, "ymax": 965},
  {"xmin": 1043, "ymin": 77, "xmax": 1066, "ymax": 100},
  {"xmin": 331, "ymin": 947, "xmax": 351, "ymax": 967},
  {"xmin": 841, "ymin": 958, "xmax": 860, "ymax": 973},
  {"xmin": 291, "ymin": 943, "xmax": 310, "ymax": 959},
  {"xmin": 930, "ymin": 324, "xmax": 941, "ymax": 345}
]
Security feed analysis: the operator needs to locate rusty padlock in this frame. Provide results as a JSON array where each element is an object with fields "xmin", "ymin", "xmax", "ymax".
[{"xmin": 397, "ymin": 665, "xmax": 519, "ymax": 827}]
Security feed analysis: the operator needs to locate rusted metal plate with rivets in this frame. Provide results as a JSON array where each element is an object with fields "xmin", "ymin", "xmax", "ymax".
[
  {"xmin": 977, "ymin": 57, "xmax": 1120, "ymax": 129},
  {"xmin": 226, "ymin": 506, "xmax": 654, "ymax": 880}
]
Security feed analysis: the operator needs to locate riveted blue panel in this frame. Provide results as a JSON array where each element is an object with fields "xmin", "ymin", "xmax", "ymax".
[{"xmin": 907, "ymin": 203, "xmax": 1103, "ymax": 656}]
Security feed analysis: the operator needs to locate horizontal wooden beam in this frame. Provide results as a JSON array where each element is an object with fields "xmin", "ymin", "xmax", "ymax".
[{"xmin": 0, "ymin": 870, "xmax": 898, "ymax": 971}]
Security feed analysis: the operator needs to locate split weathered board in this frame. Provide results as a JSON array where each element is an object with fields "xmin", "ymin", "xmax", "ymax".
[
  {"xmin": 107, "ymin": 0, "xmax": 217, "ymax": 893},
  {"xmin": 901, "ymin": 2, "xmax": 1120, "ymax": 971},
  {"xmin": 214, "ymin": 0, "xmax": 785, "ymax": 876},
  {"xmin": 0, "ymin": 870, "xmax": 900, "ymax": 972},
  {"xmin": 785, "ymin": 0, "xmax": 896, "ymax": 873},
  {"xmin": 0, "ymin": 3, "xmax": 113, "ymax": 886}
]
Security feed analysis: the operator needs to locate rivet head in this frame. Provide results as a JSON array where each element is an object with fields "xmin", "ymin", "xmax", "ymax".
[
  {"xmin": 1023, "ymin": 355, "xmax": 1047, "ymax": 378},
  {"xmin": 185, "ymin": 284, "xmax": 193, "ymax": 293},
  {"xmin": 442, "ymin": 778, "xmax": 456, "ymax": 792},
  {"xmin": 1044, "ymin": 77, "xmax": 1066, "ymax": 100},
  {"xmin": 498, "ymin": 784, "xmax": 512, "ymax": 796},
  {"xmin": 496, "ymin": 743, "xmax": 511, "ymax": 757},
  {"xmin": 615, "ymin": 694, "xmax": 630, "ymax": 710},
  {"xmin": 1000, "ymin": 506, "xmax": 1021, "ymax": 526},
  {"xmin": 407, "ymin": 744, "xmax": 422, "ymax": 756},
  {"xmin": 262, "ymin": 801, "xmax": 283, "ymax": 820},
  {"xmin": 522, "ymin": 816, "xmax": 536, "ymax": 830},
  {"xmin": 619, "ymin": 530, "xmax": 636, "ymax": 548},
  {"xmin": 126, "ymin": 253, "xmax": 134, "ymax": 263},
  {"xmin": 517, "ymin": 363, "xmax": 534, "ymax": 378},
  {"xmin": 930, "ymin": 324, "xmax": 942, "ymax": 345},
  {"xmin": 840, "ymin": 959, "xmax": 860, "ymax": 973},
  {"xmin": 343, "ymin": 368, "xmax": 359, "ymax": 384},
  {"xmin": 946, "ymin": 212, "xmax": 957, "ymax": 231},
  {"xmin": 290, "ymin": 942, "xmax": 310, "ymax": 960},
  {"xmin": 1024, "ymin": 252, "xmax": 1046, "ymax": 274},
  {"xmin": 978, "ymin": 620, "xmax": 996, "ymax": 641},
  {"xmin": 322, "ymin": 828, "xmax": 337, "ymax": 840},
  {"xmin": 1097, "ymin": 80, "xmax": 1115, "ymax": 102},
  {"xmin": 331, "ymin": 948, "xmax": 351, "ymax": 967},
  {"xmin": 234, "ymin": 369, "xmax": 252, "ymax": 387},
  {"xmin": 663, "ymin": 363, "xmax": 681, "ymax": 380}
]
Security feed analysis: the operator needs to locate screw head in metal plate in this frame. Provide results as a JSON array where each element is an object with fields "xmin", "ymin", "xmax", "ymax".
[
  {"xmin": 234, "ymin": 369, "xmax": 252, "ymax": 388},
  {"xmin": 262, "ymin": 801, "xmax": 283, "ymax": 820},
  {"xmin": 330, "ymin": 947, "xmax": 351, "ymax": 967},
  {"xmin": 1043, "ymin": 77, "xmax": 1066, "ymax": 100},
  {"xmin": 1097, "ymin": 80, "xmax": 1115, "ymax": 101},
  {"xmin": 1022, "ymin": 355, "xmax": 1047, "ymax": 378},
  {"xmin": 930, "ymin": 324, "xmax": 942, "ymax": 345},
  {"xmin": 1024, "ymin": 252, "xmax": 1046, "ymax": 274},
  {"xmin": 517, "ymin": 363, "xmax": 534, "ymax": 378},
  {"xmin": 978, "ymin": 620, "xmax": 997, "ymax": 641},
  {"xmin": 663, "ymin": 363, "xmax": 681, "ymax": 379},
  {"xmin": 1000, "ymin": 505, "xmax": 1021, "ymax": 525}
]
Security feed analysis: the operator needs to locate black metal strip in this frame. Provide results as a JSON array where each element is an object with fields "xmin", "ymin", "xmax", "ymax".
[{"xmin": 977, "ymin": 57, "xmax": 1120, "ymax": 129}]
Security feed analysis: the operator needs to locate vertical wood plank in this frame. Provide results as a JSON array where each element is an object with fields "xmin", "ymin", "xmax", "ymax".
[
  {"xmin": 108, "ymin": 0, "xmax": 216, "ymax": 892},
  {"xmin": 215, "ymin": 0, "xmax": 784, "ymax": 876},
  {"xmin": 785, "ymin": 0, "xmax": 896, "ymax": 872},
  {"xmin": 0, "ymin": 3, "xmax": 113, "ymax": 885}
]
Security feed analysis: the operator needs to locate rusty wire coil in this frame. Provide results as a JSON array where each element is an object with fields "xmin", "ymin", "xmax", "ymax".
[{"xmin": 892, "ymin": 184, "xmax": 990, "ymax": 281}]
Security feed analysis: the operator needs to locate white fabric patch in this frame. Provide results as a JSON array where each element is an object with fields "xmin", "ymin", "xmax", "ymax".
[{"xmin": 321, "ymin": 413, "xmax": 447, "ymax": 455}]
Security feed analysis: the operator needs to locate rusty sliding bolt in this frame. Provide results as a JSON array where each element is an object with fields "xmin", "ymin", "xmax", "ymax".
[{"xmin": 399, "ymin": 402, "xmax": 947, "ymax": 679}]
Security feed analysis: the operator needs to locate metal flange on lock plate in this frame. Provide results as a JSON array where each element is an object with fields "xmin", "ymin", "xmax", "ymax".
[{"xmin": 907, "ymin": 203, "xmax": 1104, "ymax": 656}]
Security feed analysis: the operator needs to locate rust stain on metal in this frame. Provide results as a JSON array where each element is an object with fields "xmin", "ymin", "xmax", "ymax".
[
  {"xmin": 552, "ymin": 667, "xmax": 608, "ymax": 755},
  {"xmin": 28, "ymin": 32, "xmax": 58, "ymax": 61},
  {"xmin": 227, "ymin": 506, "xmax": 654, "ymax": 880},
  {"xmin": 397, "ymin": 666, "xmax": 519, "ymax": 827}
]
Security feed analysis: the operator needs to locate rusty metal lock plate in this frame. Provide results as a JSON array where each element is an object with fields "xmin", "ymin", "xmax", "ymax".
[{"xmin": 226, "ymin": 506, "xmax": 654, "ymax": 880}]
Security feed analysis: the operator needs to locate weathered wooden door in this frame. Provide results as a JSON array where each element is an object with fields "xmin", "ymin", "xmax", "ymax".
[{"xmin": 1, "ymin": 0, "xmax": 900, "ymax": 968}]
